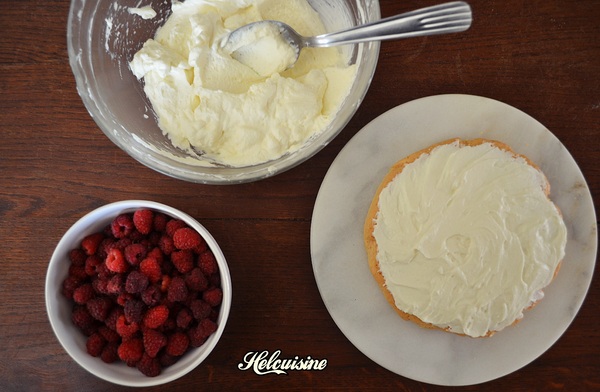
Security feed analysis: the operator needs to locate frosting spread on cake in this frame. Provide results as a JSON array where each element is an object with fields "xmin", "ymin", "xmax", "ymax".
[{"xmin": 372, "ymin": 140, "xmax": 567, "ymax": 337}]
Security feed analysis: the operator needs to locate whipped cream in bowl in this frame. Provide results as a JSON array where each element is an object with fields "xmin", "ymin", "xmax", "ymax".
[{"xmin": 68, "ymin": 0, "xmax": 381, "ymax": 183}]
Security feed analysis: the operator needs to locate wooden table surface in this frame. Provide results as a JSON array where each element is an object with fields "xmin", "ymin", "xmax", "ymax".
[{"xmin": 1, "ymin": 0, "xmax": 598, "ymax": 391}]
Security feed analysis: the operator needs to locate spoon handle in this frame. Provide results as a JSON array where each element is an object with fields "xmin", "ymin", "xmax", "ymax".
[{"xmin": 307, "ymin": 1, "xmax": 472, "ymax": 47}]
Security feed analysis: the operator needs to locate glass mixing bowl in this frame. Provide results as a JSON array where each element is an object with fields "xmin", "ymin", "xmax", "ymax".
[{"xmin": 67, "ymin": 0, "xmax": 380, "ymax": 184}]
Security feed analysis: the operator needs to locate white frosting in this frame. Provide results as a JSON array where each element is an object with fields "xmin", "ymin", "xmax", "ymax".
[
  {"xmin": 372, "ymin": 141, "xmax": 567, "ymax": 337},
  {"xmin": 130, "ymin": 0, "xmax": 356, "ymax": 167},
  {"xmin": 227, "ymin": 22, "xmax": 299, "ymax": 77},
  {"xmin": 128, "ymin": 6, "xmax": 157, "ymax": 20}
]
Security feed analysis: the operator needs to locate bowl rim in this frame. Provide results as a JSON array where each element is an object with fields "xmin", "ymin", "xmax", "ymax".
[{"xmin": 45, "ymin": 200, "xmax": 232, "ymax": 387}]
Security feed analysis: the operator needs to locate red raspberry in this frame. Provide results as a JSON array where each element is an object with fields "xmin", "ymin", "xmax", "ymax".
[
  {"xmin": 185, "ymin": 268, "xmax": 208, "ymax": 292},
  {"xmin": 105, "ymin": 307, "xmax": 124, "ymax": 331},
  {"xmin": 86, "ymin": 332, "xmax": 106, "ymax": 357},
  {"xmin": 71, "ymin": 304, "xmax": 95, "ymax": 331},
  {"xmin": 81, "ymin": 232, "xmax": 104, "ymax": 255},
  {"xmin": 158, "ymin": 353, "xmax": 178, "ymax": 368},
  {"xmin": 158, "ymin": 235, "xmax": 175, "ymax": 256},
  {"xmin": 171, "ymin": 250, "xmax": 194, "ymax": 274},
  {"xmin": 153, "ymin": 213, "xmax": 168, "ymax": 232},
  {"xmin": 116, "ymin": 314, "xmax": 139, "ymax": 339},
  {"xmin": 98, "ymin": 325, "xmax": 120, "ymax": 343},
  {"xmin": 133, "ymin": 209, "xmax": 154, "ymax": 235},
  {"xmin": 72, "ymin": 283, "xmax": 94, "ymax": 305},
  {"xmin": 167, "ymin": 276, "xmax": 188, "ymax": 303},
  {"xmin": 147, "ymin": 247, "xmax": 164, "ymax": 264},
  {"xmin": 166, "ymin": 219, "xmax": 187, "ymax": 237},
  {"xmin": 140, "ymin": 256, "xmax": 162, "ymax": 283},
  {"xmin": 190, "ymin": 299, "xmax": 212, "ymax": 321},
  {"xmin": 137, "ymin": 353, "xmax": 161, "ymax": 377},
  {"xmin": 124, "ymin": 243, "xmax": 148, "ymax": 266},
  {"xmin": 141, "ymin": 285, "xmax": 162, "ymax": 307},
  {"xmin": 172, "ymin": 227, "xmax": 202, "ymax": 250},
  {"xmin": 202, "ymin": 287, "xmax": 223, "ymax": 307},
  {"xmin": 62, "ymin": 275, "xmax": 81, "ymax": 300},
  {"xmin": 111, "ymin": 213, "xmax": 135, "ymax": 239},
  {"xmin": 125, "ymin": 270, "xmax": 149, "ymax": 294},
  {"xmin": 106, "ymin": 274, "xmax": 124, "ymax": 295},
  {"xmin": 176, "ymin": 308, "xmax": 193, "ymax": 329},
  {"xmin": 143, "ymin": 305, "xmax": 169, "ymax": 329},
  {"xmin": 198, "ymin": 251, "xmax": 218, "ymax": 276},
  {"xmin": 91, "ymin": 277, "xmax": 109, "ymax": 295},
  {"xmin": 100, "ymin": 342, "xmax": 119, "ymax": 363},
  {"xmin": 69, "ymin": 248, "xmax": 87, "ymax": 266},
  {"xmin": 106, "ymin": 248, "xmax": 128, "ymax": 273},
  {"xmin": 124, "ymin": 299, "xmax": 145, "ymax": 324},
  {"xmin": 189, "ymin": 318, "xmax": 217, "ymax": 347},
  {"xmin": 143, "ymin": 329, "xmax": 167, "ymax": 358},
  {"xmin": 86, "ymin": 296, "xmax": 113, "ymax": 321},
  {"xmin": 118, "ymin": 338, "xmax": 143, "ymax": 365},
  {"xmin": 84, "ymin": 255, "xmax": 102, "ymax": 276},
  {"xmin": 166, "ymin": 331, "xmax": 189, "ymax": 356},
  {"xmin": 68, "ymin": 264, "xmax": 88, "ymax": 281}
]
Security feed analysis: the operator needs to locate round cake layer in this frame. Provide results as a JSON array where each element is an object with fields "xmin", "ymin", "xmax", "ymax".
[{"xmin": 364, "ymin": 139, "xmax": 567, "ymax": 338}]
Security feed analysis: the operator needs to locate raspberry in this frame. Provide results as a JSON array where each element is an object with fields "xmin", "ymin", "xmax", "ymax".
[
  {"xmin": 147, "ymin": 247, "xmax": 164, "ymax": 264},
  {"xmin": 126, "ymin": 271, "xmax": 149, "ymax": 294},
  {"xmin": 171, "ymin": 250, "xmax": 194, "ymax": 274},
  {"xmin": 106, "ymin": 274, "xmax": 124, "ymax": 295},
  {"xmin": 140, "ymin": 256, "xmax": 162, "ymax": 283},
  {"xmin": 202, "ymin": 287, "xmax": 223, "ymax": 307},
  {"xmin": 81, "ymin": 232, "xmax": 104, "ymax": 255},
  {"xmin": 198, "ymin": 251, "xmax": 218, "ymax": 276},
  {"xmin": 141, "ymin": 285, "xmax": 162, "ymax": 306},
  {"xmin": 166, "ymin": 219, "xmax": 187, "ymax": 237},
  {"xmin": 105, "ymin": 307, "xmax": 124, "ymax": 331},
  {"xmin": 73, "ymin": 283, "xmax": 94, "ymax": 305},
  {"xmin": 111, "ymin": 213, "xmax": 135, "ymax": 239},
  {"xmin": 71, "ymin": 304, "xmax": 95, "ymax": 331},
  {"xmin": 176, "ymin": 308, "xmax": 193, "ymax": 329},
  {"xmin": 106, "ymin": 248, "xmax": 128, "ymax": 273},
  {"xmin": 124, "ymin": 299, "xmax": 145, "ymax": 324},
  {"xmin": 86, "ymin": 332, "xmax": 106, "ymax": 357},
  {"xmin": 166, "ymin": 331, "xmax": 189, "ymax": 356},
  {"xmin": 185, "ymin": 268, "xmax": 208, "ymax": 292},
  {"xmin": 86, "ymin": 296, "xmax": 113, "ymax": 321},
  {"xmin": 68, "ymin": 264, "xmax": 87, "ymax": 281},
  {"xmin": 69, "ymin": 248, "xmax": 87, "ymax": 266},
  {"xmin": 158, "ymin": 235, "xmax": 175, "ymax": 256},
  {"xmin": 91, "ymin": 277, "xmax": 109, "ymax": 295},
  {"xmin": 124, "ymin": 243, "xmax": 148, "ymax": 266},
  {"xmin": 172, "ymin": 227, "xmax": 202, "ymax": 250},
  {"xmin": 143, "ymin": 329, "xmax": 167, "ymax": 358},
  {"xmin": 137, "ymin": 353, "xmax": 161, "ymax": 377},
  {"xmin": 153, "ymin": 213, "xmax": 168, "ymax": 232},
  {"xmin": 159, "ymin": 352, "xmax": 178, "ymax": 367},
  {"xmin": 118, "ymin": 338, "xmax": 143, "ymax": 365},
  {"xmin": 116, "ymin": 314, "xmax": 139, "ymax": 339},
  {"xmin": 189, "ymin": 318, "xmax": 217, "ymax": 347},
  {"xmin": 190, "ymin": 299, "xmax": 211, "ymax": 321},
  {"xmin": 143, "ymin": 305, "xmax": 169, "ymax": 329},
  {"xmin": 98, "ymin": 325, "xmax": 120, "ymax": 343},
  {"xmin": 100, "ymin": 342, "xmax": 119, "ymax": 363},
  {"xmin": 84, "ymin": 255, "xmax": 102, "ymax": 276},
  {"xmin": 133, "ymin": 209, "xmax": 154, "ymax": 235},
  {"xmin": 167, "ymin": 276, "xmax": 188, "ymax": 303}
]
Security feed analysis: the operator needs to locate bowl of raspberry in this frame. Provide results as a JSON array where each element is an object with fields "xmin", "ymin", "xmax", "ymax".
[{"xmin": 45, "ymin": 200, "xmax": 232, "ymax": 386}]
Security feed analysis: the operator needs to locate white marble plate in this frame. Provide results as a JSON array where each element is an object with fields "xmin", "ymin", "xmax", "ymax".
[{"xmin": 310, "ymin": 94, "xmax": 597, "ymax": 386}]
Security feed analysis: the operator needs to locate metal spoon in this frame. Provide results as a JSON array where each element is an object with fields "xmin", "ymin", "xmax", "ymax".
[{"xmin": 224, "ymin": 1, "xmax": 472, "ymax": 75}]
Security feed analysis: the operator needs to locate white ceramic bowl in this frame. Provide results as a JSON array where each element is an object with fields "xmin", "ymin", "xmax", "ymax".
[
  {"xmin": 67, "ymin": 0, "xmax": 381, "ymax": 184},
  {"xmin": 45, "ymin": 200, "xmax": 232, "ymax": 387}
]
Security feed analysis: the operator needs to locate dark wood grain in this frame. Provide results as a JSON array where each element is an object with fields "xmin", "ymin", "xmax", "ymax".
[{"xmin": 1, "ymin": 0, "xmax": 598, "ymax": 391}]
